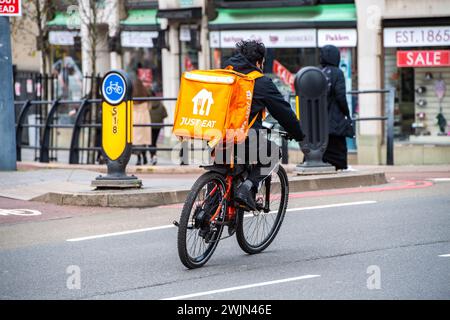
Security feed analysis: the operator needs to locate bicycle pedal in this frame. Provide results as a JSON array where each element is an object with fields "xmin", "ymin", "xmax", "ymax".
[{"xmin": 173, "ymin": 220, "xmax": 180, "ymax": 228}]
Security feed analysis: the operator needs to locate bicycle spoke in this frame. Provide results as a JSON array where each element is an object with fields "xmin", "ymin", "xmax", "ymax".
[
  {"xmin": 240, "ymin": 169, "xmax": 286, "ymax": 248},
  {"xmin": 183, "ymin": 177, "xmax": 226, "ymax": 263}
]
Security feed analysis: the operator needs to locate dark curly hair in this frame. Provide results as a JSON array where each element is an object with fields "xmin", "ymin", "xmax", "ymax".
[{"xmin": 235, "ymin": 40, "xmax": 266, "ymax": 66}]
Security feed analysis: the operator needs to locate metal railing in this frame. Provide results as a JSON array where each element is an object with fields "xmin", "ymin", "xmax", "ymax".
[
  {"xmin": 348, "ymin": 88, "xmax": 396, "ymax": 165},
  {"xmin": 15, "ymin": 97, "xmax": 178, "ymax": 165},
  {"xmin": 15, "ymin": 96, "xmax": 292, "ymax": 165},
  {"xmin": 15, "ymin": 89, "xmax": 394, "ymax": 166}
]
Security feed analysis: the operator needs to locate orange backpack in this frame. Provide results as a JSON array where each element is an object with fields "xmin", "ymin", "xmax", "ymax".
[{"xmin": 173, "ymin": 68, "xmax": 263, "ymax": 148}]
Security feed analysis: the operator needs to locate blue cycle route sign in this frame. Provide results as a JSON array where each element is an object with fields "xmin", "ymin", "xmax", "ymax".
[{"xmin": 102, "ymin": 72, "xmax": 127, "ymax": 105}]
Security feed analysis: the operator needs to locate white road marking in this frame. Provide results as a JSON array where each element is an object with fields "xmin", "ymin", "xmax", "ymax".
[
  {"xmin": 0, "ymin": 209, "xmax": 42, "ymax": 216},
  {"xmin": 438, "ymin": 254, "xmax": 450, "ymax": 257},
  {"xmin": 244, "ymin": 200, "xmax": 377, "ymax": 217},
  {"xmin": 430, "ymin": 178, "xmax": 450, "ymax": 182},
  {"xmin": 66, "ymin": 225, "xmax": 175, "ymax": 242},
  {"xmin": 285, "ymin": 201, "xmax": 377, "ymax": 213},
  {"xmin": 67, "ymin": 201, "xmax": 377, "ymax": 242},
  {"xmin": 161, "ymin": 274, "xmax": 321, "ymax": 300}
]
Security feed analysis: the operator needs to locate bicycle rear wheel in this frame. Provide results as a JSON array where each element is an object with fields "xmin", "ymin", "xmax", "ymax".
[
  {"xmin": 177, "ymin": 172, "xmax": 227, "ymax": 269},
  {"xmin": 236, "ymin": 165, "xmax": 288, "ymax": 254}
]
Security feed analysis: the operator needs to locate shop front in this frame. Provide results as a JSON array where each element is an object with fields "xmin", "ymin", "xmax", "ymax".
[
  {"xmin": 209, "ymin": 3, "xmax": 358, "ymax": 152},
  {"xmin": 383, "ymin": 22, "xmax": 450, "ymax": 146},
  {"xmin": 120, "ymin": 8, "xmax": 163, "ymax": 95},
  {"xmin": 47, "ymin": 12, "xmax": 83, "ymax": 101}
]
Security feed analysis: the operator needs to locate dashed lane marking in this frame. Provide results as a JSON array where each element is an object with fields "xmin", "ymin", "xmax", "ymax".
[
  {"xmin": 161, "ymin": 274, "xmax": 321, "ymax": 300},
  {"xmin": 66, "ymin": 201, "xmax": 377, "ymax": 242}
]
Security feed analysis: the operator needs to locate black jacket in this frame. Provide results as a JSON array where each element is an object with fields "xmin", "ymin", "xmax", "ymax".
[
  {"xmin": 320, "ymin": 45, "xmax": 351, "ymax": 136},
  {"xmin": 224, "ymin": 53, "xmax": 305, "ymax": 142}
]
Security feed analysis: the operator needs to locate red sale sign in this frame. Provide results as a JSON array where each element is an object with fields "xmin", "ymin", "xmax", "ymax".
[
  {"xmin": 273, "ymin": 60, "xmax": 295, "ymax": 91},
  {"xmin": 0, "ymin": 0, "xmax": 21, "ymax": 16},
  {"xmin": 397, "ymin": 50, "xmax": 450, "ymax": 67}
]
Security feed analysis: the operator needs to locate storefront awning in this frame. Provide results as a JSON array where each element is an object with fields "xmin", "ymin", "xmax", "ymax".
[
  {"xmin": 209, "ymin": 4, "xmax": 356, "ymax": 30},
  {"xmin": 47, "ymin": 11, "xmax": 80, "ymax": 29},
  {"xmin": 121, "ymin": 9, "xmax": 159, "ymax": 31}
]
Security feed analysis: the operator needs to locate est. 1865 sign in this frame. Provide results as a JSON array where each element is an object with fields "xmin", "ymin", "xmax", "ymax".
[
  {"xmin": 0, "ymin": 0, "xmax": 21, "ymax": 16},
  {"xmin": 397, "ymin": 50, "xmax": 450, "ymax": 68}
]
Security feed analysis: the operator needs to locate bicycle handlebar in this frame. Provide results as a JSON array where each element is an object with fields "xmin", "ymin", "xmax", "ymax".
[{"xmin": 265, "ymin": 128, "xmax": 293, "ymax": 140}]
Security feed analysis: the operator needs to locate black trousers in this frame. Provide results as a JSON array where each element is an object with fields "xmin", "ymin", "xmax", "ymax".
[
  {"xmin": 323, "ymin": 135, "xmax": 348, "ymax": 170},
  {"xmin": 216, "ymin": 133, "xmax": 281, "ymax": 189},
  {"xmin": 150, "ymin": 128, "xmax": 161, "ymax": 157}
]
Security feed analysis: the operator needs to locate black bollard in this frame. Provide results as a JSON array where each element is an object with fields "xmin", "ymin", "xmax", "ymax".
[
  {"xmin": 92, "ymin": 70, "xmax": 142, "ymax": 189},
  {"xmin": 294, "ymin": 67, "xmax": 335, "ymax": 174}
]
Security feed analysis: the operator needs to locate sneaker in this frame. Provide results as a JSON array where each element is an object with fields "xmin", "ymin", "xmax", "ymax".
[
  {"xmin": 151, "ymin": 156, "xmax": 158, "ymax": 165},
  {"xmin": 235, "ymin": 180, "xmax": 257, "ymax": 211}
]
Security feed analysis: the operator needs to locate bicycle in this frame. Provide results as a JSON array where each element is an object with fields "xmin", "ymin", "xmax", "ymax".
[
  {"xmin": 174, "ymin": 126, "xmax": 291, "ymax": 269},
  {"xmin": 105, "ymin": 81, "xmax": 124, "ymax": 95}
]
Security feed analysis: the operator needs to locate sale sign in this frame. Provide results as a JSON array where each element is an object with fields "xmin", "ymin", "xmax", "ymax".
[
  {"xmin": 0, "ymin": 0, "xmax": 21, "ymax": 16},
  {"xmin": 273, "ymin": 60, "xmax": 295, "ymax": 91},
  {"xmin": 137, "ymin": 68, "xmax": 153, "ymax": 89},
  {"xmin": 397, "ymin": 50, "xmax": 450, "ymax": 67}
]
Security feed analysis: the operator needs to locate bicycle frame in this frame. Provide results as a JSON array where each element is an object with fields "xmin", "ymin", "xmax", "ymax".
[{"xmin": 209, "ymin": 174, "xmax": 234, "ymax": 224}]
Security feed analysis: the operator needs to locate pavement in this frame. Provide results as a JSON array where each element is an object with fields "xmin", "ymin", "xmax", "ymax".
[
  {"xmin": 1, "ymin": 162, "xmax": 388, "ymax": 207},
  {"xmin": 0, "ymin": 165, "xmax": 449, "ymax": 300}
]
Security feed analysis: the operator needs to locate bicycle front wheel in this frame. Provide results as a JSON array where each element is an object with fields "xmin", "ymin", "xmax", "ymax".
[
  {"xmin": 177, "ymin": 172, "xmax": 227, "ymax": 269},
  {"xmin": 236, "ymin": 165, "xmax": 289, "ymax": 254}
]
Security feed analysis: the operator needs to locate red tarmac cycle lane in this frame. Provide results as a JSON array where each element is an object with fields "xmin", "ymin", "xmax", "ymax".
[
  {"xmin": 0, "ymin": 197, "xmax": 122, "ymax": 225},
  {"xmin": 158, "ymin": 179, "xmax": 434, "ymax": 209}
]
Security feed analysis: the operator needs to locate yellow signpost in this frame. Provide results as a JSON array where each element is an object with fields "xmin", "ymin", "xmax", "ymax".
[
  {"xmin": 101, "ymin": 101, "xmax": 132, "ymax": 161},
  {"xmin": 92, "ymin": 71, "xmax": 142, "ymax": 189}
]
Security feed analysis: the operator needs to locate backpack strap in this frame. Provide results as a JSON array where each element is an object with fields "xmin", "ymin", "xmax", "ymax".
[
  {"xmin": 247, "ymin": 70, "xmax": 264, "ymax": 80},
  {"xmin": 248, "ymin": 113, "xmax": 259, "ymax": 128},
  {"xmin": 247, "ymin": 70, "xmax": 265, "ymax": 127}
]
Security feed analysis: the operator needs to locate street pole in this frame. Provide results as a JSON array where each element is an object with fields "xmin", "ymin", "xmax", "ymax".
[{"xmin": 0, "ymin": 16, "xmax": 17, "ymax": 171}]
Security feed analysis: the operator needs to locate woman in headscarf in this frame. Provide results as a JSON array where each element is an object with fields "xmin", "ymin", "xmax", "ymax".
[{"xmin": 320, "ymin": 45, "xmax": 352, "ymax": 170}]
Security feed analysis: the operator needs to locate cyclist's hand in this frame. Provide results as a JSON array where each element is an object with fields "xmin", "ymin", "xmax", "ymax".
[{"xmin": 299, "ymin": 133, "xmax": 306, "ymax": 142}]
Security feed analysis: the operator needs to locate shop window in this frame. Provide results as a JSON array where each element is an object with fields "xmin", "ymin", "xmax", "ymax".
[
  {"xmin": 51, "ymin": 45, "xmax": 83, "ymax": 101},
  {"xmin": 123, "ymin": 47, "xmax": 163, "ymax": 96},
  {"xmin": 180, "ymin": 25, "xmax": 200, "ymax": 73}
]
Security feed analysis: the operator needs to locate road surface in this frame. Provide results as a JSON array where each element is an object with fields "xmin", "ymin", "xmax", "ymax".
[{"xmin": 0, "ymin": 171, "xmax": 449, "ymax": 300}]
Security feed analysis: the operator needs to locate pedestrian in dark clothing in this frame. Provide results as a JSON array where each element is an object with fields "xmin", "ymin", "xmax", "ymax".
[
  {"xmin": 223, "ymin": 40, "xmax": 305, "ymax": 210},
  {"xmin": 149, "ymin": 90, "xmax": 168, "ymax": 165},
  {"xmin": 320, "ymin": 45, "xmax": 352, "ymax": 170}
]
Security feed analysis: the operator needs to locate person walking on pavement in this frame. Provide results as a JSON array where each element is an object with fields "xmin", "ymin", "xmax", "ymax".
[
  {"xmin": 320, "ymin": 44, "xmax": 353, "ymax": 170},
  {"xmin": 148, "ymin": 90, "xmax": 168, "ymax": 165},
  {"xmin": 132, "ymin": 78, "xmax": 152, "ymax": 166}
]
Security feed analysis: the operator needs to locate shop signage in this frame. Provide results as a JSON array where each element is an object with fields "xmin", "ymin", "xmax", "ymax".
[
  {"xmin": 318, "ymin": 29, "xmax": 357, "ymax": 47},
  {"xmin": 384, "ymin": 26, "xmax": 450, "ymax": 48},
  {"xmin": 48, "ymin": 31, "xmax": 78, "ymax": 46},
  {"xmin": 397, "ymin": 50, "xmax": 450, "ymax": 67},
  {"xmin": 156, "ymin": 7, "xmax": 202, "ymax": 21},
  {"xmin": 121, "ymin": 31, "xmax": 158, "ymax": 48},
  {"xmin": 210, "ymin": 29, "xmax": 316, "ymax": 49},
  {"xmin": 137, "ymin": 68, "xmax": 153, "ymax": 88},
  {"xmin": 273, "ymin": 60, "xmax": 295, "ymax": 91},
  {"xmin": 0, "ymin": 0, "xmax": 21, "ymax": 16},
  {"xmin": 180, "ymin": 25, "xmax": 191, "ymax": 42}
]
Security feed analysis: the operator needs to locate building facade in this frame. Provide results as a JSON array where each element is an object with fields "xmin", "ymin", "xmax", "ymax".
[
  {"xmin": 10, "ymin": 0, "xmax": 450, "ymax": 164},
  {"xmin": 356, "ymin": 0, "xmax": 450, "ymax": 164}
]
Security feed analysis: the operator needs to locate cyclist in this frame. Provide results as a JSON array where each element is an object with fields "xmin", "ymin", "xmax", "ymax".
[{"xmin": 222, "ymin": 40, "xmax": 305, "ymax": 211}]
